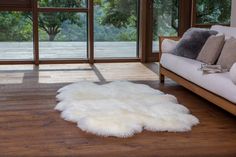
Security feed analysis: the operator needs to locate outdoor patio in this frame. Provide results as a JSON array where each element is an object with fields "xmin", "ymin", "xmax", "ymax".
[{"xmin": 0, "ymin": 42, "xmax": 159, "ymax": 60}]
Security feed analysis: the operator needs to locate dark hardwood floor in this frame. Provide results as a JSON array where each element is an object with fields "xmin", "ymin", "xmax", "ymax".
[{"xmin": 0, "ymin": 63, "xmax": 235, "ymax": 157}]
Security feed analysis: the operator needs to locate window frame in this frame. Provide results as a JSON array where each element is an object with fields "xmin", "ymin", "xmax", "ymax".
[
  {"xmin": 2, "ymin": 0, "xmax": 228, "ymax": 64},
  {"xmin": 150, "ymin": 0, "xmax": 180, "ymax": 54},
  {"xmin": 146, "ymin": 0, "xmax": 192, "ymax": 62},
  {"xmin": 0, "ymin": 0, "xmax": 142, "ymax": 65}
]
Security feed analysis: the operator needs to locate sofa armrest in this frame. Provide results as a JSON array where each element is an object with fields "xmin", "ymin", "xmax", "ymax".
[{"xmin": 159, "ymin": 36, "xmax": 181, "ymax": 59}]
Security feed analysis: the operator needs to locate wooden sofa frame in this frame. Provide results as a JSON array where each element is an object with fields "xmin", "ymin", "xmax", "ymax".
[{"xmin": 159, "ymin": 36, "xmax": 236, "ymax": 116}]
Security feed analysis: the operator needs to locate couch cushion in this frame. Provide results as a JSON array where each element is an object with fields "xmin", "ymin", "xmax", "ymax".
[
  {"xmin": 172, "ymin": 28, "xmax": 217, "ymax": 59},
  {"xmin": 161, "ymin": 39, "xmax": 179, "ymax": 53},
  {"xmin": 197, "ymin": 35, "xmax": 225, "ymax": 65},
  {"xmin": 160, "ymin": 53, "xmax": 236, "ymax": 103},
  {"xmin": 217, "ymin": 37, "xmax": 236, "ymax": 70},
  {"xmin": 211, "ymin": 25, "xmax": 236, "ymax": 39},
  {"xmin": 230, "ymin": 63, "xmax": 236, "ymax": 85}
]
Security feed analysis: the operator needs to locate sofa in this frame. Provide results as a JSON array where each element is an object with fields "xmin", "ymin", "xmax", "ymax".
[{"xmin": 159, "ymin": 25, "xmax": 236, "ymax": 115}]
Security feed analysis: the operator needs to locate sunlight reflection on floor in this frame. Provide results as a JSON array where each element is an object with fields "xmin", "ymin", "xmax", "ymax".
[{"xmin": 0, "ymin": 63, "xmax": 159, "ymax": 84}]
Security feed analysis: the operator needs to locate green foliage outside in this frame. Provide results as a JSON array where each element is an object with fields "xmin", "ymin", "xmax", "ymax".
[
  {"xmin": 37, "ymin": 0, "xmax": 84, "ymax": 41},
  {"xmin": 196, "ymin": 0, "xmax": 231, "ymax": 24},
  {"xmin": 152, "ymin": 0, "xmax": 179, "ymax": 41},
  {"xmin": 38, "ymin": 0, "xmax": 86, "ymax": 8},
  {"xmin": 0, "ymin": 12, "xmax": 32, "ymax": 41},
  {"xmin": 0, "ymin": 0, "xmax": 232, "ymax": 42}
]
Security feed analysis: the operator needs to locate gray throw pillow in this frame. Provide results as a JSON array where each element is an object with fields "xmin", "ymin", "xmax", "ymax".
[
  {"xmin": 217, "ymin": 37, "xmax": 236, "ymax": 71},
  {"xmin": 172, "ymin": 28, "xmax": 218, "ymax": 59},
  {"xmin": 197, "ymin": 35, "xmax": 225, "ymax": 65}
]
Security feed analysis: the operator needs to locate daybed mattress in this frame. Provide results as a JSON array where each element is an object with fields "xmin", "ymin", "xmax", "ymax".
[{"xmin": 160, "ymin": 53, "xmax": 236, "ymax": 104}]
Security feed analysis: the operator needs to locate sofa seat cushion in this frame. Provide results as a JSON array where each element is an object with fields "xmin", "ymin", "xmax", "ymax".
[{"xmin": 160, "ymin": 53, "xmax": 236, "ymax": 103}]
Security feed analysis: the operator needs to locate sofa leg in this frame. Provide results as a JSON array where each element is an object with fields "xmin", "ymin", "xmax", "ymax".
[{"xmin": 160, "ymin": 73, "xmax": 165, "ymax": 83}]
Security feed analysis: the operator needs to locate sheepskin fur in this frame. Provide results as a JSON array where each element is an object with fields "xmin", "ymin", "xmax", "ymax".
[{"xmin": 55, "ymin": 81, "xmax": 199, "ymax": 138}]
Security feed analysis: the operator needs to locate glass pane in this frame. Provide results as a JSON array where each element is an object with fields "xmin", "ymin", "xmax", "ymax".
[
  {"xmin": 94, "ymin": 0, "xmax": 139, "ymax": 58},
  {"xmin": 152, "ymin": 0, "xmax": 179, "ymax": 52},
  {"xmin": 196, "ymin": 0, "xmax": 231, "ymax": 24},
  {"xmin": 39, "ymin": 12, "xmax": 87, "ymax": 60},
  {"xmin": 38, "ymin": 0, "xmax": 87, "ymax": 8},
  {"xmin": 0, "ymin": 11, "xmax": 33, "ymax": 60}
]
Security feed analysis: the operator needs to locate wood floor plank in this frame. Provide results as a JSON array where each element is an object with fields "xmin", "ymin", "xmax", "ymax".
[{"xmin": 0, "ymin": 63, "xmax": 235, "ymax": 157}]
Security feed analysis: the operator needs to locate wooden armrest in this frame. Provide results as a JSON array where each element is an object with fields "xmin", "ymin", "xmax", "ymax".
[{"xmin": 159, "ymin": 36, "xmax": 181, "ymax": 59}]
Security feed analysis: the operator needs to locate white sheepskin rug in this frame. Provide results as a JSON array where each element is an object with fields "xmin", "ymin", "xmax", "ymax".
[{"xmin": 55, "ymin": 81, "xmax": 199, "ymax": 138}]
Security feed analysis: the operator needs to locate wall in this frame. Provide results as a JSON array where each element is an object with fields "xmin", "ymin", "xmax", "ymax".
[{"xmin": 231, "ymin": 0, "xmax": 236, "ymax": 27}]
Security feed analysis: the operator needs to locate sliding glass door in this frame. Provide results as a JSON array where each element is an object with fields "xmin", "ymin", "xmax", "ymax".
[
  {"xmin": 0, "ymin": 11, "xmax": 33, "ymax": 60},
  {"xmin": 152, "ymin": 0, "xmax": 179, "ymax": 52},
  {"xmin": 0, "ymin": 0, "xmax": 183, "ymax": 63},
  {"xmin": 38, "ymin": 0, "xmax": 88, "ymax": 60},
  {"xmin": 38, "ymin": 12, "xmax": 88, "ymax": 60},
  {"xmin": 94, "ymin": 0, "xmax": 139, "ymax": 58}
]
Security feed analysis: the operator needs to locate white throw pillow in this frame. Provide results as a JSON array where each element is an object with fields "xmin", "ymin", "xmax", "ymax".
[
  {"xmin": 161, "ymin": 39, "xmax": 179, "ymax": 53},
  {"xmin": 211, "ymin": 25, "xmax": 236, "ymax": 39},
  {"xmin": 230, "ymin": 63, "xmax": 236, "ymax": 85}
]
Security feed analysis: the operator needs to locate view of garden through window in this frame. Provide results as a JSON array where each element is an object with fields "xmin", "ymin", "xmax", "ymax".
[
  {"xmin": 0, "ymin": 12, "xmax": 33, "ymax": 60},
  {"xmin": 152, "ymin": 0, "xmax": 179, "ymax": 52},
  {"xmin": 0, "ymin": 0, "xmax": 232, "ymax": 60},
  {"xmin": 196, "ymin": 0, "xmax": 232, "ymax": 24}
]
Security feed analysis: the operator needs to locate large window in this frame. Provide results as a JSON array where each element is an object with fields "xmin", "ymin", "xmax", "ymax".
[
  {"xmin": 38, "ymin": 0, "xmax": 88, "ymax": 60},
  {"xmin": 0, "ymin": 0, "xmax": 140, "ymax": 63},
  {"xmin": 94, "ymin": 0, "xmax": 139, "ymax": 58},
  {"xmin": 152, "ymin": 0, "xmax": 179, "ymax": 52},
  {"xmin": 2, "ymin": 0, "xmax": 232, "ymax": 63},
  {"xmin": 195, "ymin": 0, "xmax": 232, "ymax": 25},
  {"xmin": 39, "ymin": 12, "xmax": 87, "ymax": 60},
  {"xmin": 0, "ymin": 12, "xmax": 33, "ymax": 60}
]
